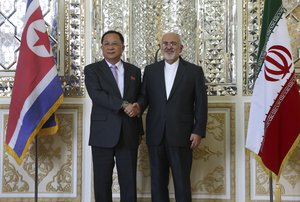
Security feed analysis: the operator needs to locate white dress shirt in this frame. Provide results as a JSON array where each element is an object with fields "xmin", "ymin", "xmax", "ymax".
[
  {"xmin": 164, "ymin": 59, "xmax": 179, "ymax": 99},
  {"xmin": 106, "ymin": 60, "xmax": 124, "ymax": 97}
]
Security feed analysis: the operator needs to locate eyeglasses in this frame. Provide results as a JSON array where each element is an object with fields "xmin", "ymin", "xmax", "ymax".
[
  {"xmin": 161, "ymin": 41, "xmax": 178, "ymax": 47},
  {"xmin": 102, "ymin": 42, "xmax": 122, "ymax": 47}
]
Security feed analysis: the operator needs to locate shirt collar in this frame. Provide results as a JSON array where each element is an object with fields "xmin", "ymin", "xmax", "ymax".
[
  {"xmin": 106, "ymin": 60, "xmax": 122, "ymax": 68},
  {"xmin": 164, "ymin": 58, "xmax": 179, "ymax": 69}
]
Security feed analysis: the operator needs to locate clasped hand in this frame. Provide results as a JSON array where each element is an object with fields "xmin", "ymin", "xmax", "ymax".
[{"xmin": 124, "ymin": 103, "xmax": 140, "ymax": 117}]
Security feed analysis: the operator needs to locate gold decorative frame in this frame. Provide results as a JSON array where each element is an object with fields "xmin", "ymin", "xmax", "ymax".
[{"xmin": 1, "ymin": 104, "xmax": 83, "ymax": 202}]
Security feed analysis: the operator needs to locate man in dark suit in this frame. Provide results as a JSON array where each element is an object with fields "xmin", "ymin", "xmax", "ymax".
[
  {"xmin": 137, "ymin": 32, "xmax": 208, "ymax": 202},
  {"xmin": 84, "ymin": 30, "xmax": 143, "ymax": 202}
]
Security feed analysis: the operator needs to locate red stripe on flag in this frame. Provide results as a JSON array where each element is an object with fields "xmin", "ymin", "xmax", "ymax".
[
  {"xmin": 5, "ymin": 7, "xmax": 54, "ymax": 143},
  {"xmin": 259, "ymin": 82, "xmax": 300, "ymax": 175}
]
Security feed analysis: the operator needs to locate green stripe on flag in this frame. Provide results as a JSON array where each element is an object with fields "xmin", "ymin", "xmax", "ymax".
[{"xmin": 256, "ymin": 0, "xmax": 284, "ymax": 78}]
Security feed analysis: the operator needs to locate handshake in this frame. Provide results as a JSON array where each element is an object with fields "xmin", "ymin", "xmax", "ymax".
[{"xmin": 123, "ymin": 102, "xmax": 141, "ymax": 117}]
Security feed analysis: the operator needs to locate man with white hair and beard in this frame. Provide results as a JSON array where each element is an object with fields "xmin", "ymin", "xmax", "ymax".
[{"xmin": 137, "ymin": 32, "xmax": 208, "ymax": 202}]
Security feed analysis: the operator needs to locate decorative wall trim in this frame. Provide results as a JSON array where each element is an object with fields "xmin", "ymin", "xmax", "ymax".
[{"xmin": 0, "ymin": 104, "xmax": 83, "ymax": 202}]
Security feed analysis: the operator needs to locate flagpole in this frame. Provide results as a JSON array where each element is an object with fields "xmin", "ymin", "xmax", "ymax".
[
  {"xmin": 35, "ymin": 135, "xmax": 38, "ymax": 202},
  {"xmin": 269, "ymin": 172, "xmax": 273, "ymax": 202}
]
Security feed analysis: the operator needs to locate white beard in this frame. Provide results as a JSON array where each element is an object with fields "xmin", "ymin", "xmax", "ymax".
[{"xmin": 163, "ymin": 52, "xmax": 176, "ymax": 61}]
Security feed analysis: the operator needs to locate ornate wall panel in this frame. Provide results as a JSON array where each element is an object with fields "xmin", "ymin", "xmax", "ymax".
[
  {"xmin": 91, "ymin": 104, "xmax": 236, "ymax": 202},
  {"xmin": 131, "ymin": 0, "xmax": 198, "ymax": 69},
  {"xmin": 0, "ymin": 104, "xmax": 83, "ymax": 202},
  {"xmin": 243, "ymin": 0, "xmax": 300, "ymax": 95},
  {"xmin": 92, "ymin": 0, "xmax": 237, "ymax": 96},
  {"xmin": 197, "ymin": 0, "xmax": 237, "ymax": 96},
  {"xmin": 245, "ymin": 103, "xmax": 300, "ymax": 202},
  {"xmin": 0, "ymin": 0, "xmax": 85, "ymax": 97}
]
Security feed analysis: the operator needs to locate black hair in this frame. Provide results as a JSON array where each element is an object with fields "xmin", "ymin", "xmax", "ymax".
[{"xmin": 101, "ymin": 30, "xmax": 124, "ymax": 44}]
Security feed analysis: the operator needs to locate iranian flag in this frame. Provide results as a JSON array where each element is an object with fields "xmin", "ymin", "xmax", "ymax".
[{"xmin": 246, "ymin": 0, "xmax": 300, "ymax": 176}]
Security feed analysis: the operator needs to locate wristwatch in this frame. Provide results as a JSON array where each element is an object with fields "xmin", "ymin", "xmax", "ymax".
[{"xmin": 121, "ymin": 100, "xmax": 129, "ymax": 109}]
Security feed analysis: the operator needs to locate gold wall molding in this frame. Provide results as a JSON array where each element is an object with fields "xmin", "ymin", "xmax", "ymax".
[{"xmin": 0, "ymin": 104, "xmax": 83, "ymax": 202}]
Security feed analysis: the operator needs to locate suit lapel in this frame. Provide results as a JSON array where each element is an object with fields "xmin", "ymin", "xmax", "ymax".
[
  {"xmin": 158, "ymin": 62, "xmax": 168, "ymax": 101},
  {"xmin": 123, "ymin": 62, "xmax": 131, "ymax": 98},
  {"xmin": 100, "ymin": 60, "xmax": 122, "ymax": 97},
  {"xmin": 168, "ymin": 61, "xmax": 185, "ymax": 100}
]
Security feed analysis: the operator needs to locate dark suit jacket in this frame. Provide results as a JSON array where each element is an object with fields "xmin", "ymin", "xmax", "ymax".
[
  {"xmin": 84, "ymin": 59, "xmax": 143, "ymax": 149},
  {"xmin": 138, "ymin": 58, "xmax": 207, "ymax": 147}
]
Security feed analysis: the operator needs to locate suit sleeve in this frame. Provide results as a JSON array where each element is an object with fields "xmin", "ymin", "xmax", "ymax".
[
  {"xmin": 84, "ymin": 65, "xmax": 123, "ymax": 112},
  {"xmin": 193, "ymin": 66, "xmax": 208, "ymax": 137}
]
